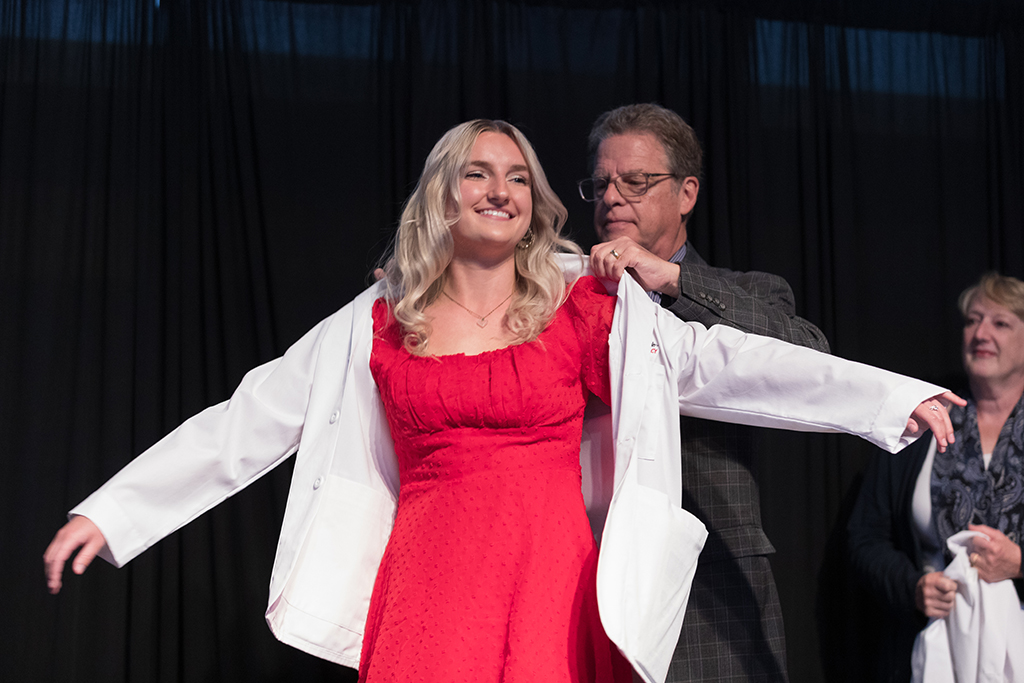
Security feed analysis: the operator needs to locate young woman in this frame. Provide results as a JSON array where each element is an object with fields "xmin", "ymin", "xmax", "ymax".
[{"xmin": 45, "ymin": 119, "xmax": 961, "ymax": 683}]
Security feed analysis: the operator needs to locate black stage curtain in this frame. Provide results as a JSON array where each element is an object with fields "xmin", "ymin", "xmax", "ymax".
[{"xmin": 3, "ymin": 1, "xmax": 1022, "ymax": 681}]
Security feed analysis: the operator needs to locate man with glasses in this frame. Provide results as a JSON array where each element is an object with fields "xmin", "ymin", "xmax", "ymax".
[{"xmin": 583, "ymin": 103, "xmax": 829, "ymax": 683}]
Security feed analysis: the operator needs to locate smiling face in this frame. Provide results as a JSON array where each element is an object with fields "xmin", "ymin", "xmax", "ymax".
[
  {"xmin": 962, "ymin": 295, "xmax": 1024, "ymax": 388},
  {"xmin": 450, "ymin": 131, "xmax": 533, "ymax": 260},
  {"xmin": 592, "ymin": 133, "xmax": 698, "ymax": 259}
]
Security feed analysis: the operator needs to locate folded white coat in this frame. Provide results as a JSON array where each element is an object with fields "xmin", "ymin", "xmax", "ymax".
[{"xmin": 912, "ymin": 530, "xmax": 1024, "ymax": 683}]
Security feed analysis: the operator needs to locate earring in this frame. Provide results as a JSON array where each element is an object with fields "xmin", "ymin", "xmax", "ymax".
[{"xmin": 517, "ymin": 228, "xmax": 535, "ymax": 250}]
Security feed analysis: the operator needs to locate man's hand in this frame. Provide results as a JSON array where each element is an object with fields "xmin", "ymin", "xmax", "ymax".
[
  {"xmin": 590, "ymin": 237, "xmax": 681, "ymax": 297},
  {"xmin": 915, "ymin": 571, "xmax": 957, "ymax": 618},
  {"xmin": 43, "ymin": 515, "xmax": 108, "ymax": 595},
  {"xmin": 968, "ymin": 524, "xmax": 1023, "ymax": 583}
]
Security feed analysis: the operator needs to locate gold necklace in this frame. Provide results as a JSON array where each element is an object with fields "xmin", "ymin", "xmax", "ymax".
[{"xmin": 442, "ymin": 289, "xmax": 514, "ymax": 328}]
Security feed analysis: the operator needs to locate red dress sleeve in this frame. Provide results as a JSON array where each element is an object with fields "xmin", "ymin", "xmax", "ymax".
[{"xmin": 563, "ymin": 275, "xmax": 616, "ymax": 407}]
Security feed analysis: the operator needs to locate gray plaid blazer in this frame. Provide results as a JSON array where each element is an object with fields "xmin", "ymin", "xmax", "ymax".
[{"xmin": 663, "ymin": 246, "xmax": 829, "ymax": 683}]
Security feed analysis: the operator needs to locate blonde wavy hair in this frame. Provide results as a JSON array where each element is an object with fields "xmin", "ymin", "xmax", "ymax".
[{"xmin": 382, "ymin": 119, "xmax": 582, "ymax": 355}]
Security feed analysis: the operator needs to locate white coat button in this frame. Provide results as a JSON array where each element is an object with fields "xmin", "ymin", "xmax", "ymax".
[
  {"xmin": 313, "ymin": 476, "xmax": 323, "ymax": 490},
  {"xmin": 329, "ymin": 410, "xmax": 339, "ymax": 424}
]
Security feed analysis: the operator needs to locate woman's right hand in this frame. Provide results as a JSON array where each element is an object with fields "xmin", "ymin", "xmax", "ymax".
[
  {"xmin": 915, "ymin": 571, "xmax": 957, "ymax": 618},
  {"xmin": 43, "ymin": 515, "xmax": 108, "ymax": 595},
  {"xmin": 968, "ymin": 524, "xmax": 1024, "ymax": 583}
]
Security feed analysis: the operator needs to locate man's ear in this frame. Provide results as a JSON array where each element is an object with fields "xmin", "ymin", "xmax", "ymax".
[{"xmin": 677, "ymin": 176, "xmax": 699, "ymax": 216}]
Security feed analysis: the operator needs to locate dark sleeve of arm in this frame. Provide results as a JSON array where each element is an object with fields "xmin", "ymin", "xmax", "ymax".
[
  {"xmin": 846, "ymin": 450, "xmax": 923, "ymax": 616},
  {"xmin": 667, "ymin": 263, "xmax": 830, "ymax": 353}
]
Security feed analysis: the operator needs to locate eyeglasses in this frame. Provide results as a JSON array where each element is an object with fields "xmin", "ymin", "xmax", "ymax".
[{"xmin": 577, "ymin": 172, "xmax": 677, "ymax": 202}]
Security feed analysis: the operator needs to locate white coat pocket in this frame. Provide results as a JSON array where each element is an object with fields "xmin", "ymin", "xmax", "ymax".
[{"xmin": 270, "ymin": 475, "xmax": 395, "ymax": 664}]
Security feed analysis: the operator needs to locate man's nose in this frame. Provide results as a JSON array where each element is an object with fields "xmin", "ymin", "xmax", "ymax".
[{"xmin": 601, "ymin": 179, "xmax": 625, "ymax": 206}]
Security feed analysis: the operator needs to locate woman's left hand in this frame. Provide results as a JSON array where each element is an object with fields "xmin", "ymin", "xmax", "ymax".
[
  {"xmin": 905, "ymin": 391, "xmax": 967, "ymax": 452},
  {"xmin": 968, "ymin": 524, "xmax": 1024, "ymax": 583}
]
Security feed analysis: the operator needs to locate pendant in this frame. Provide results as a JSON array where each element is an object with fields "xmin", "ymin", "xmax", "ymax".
[{"xmin": 477, "ymin": 318, "xmax": 488, "ymax": 328}]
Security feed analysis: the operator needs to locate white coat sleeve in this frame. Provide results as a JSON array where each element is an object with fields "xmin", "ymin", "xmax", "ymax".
[
  {"xmin": 69, "ymin": 313, "xmax": 334, "ymax": 567},
  {"xmin": 660, "ymin": 311, "xmax": 945, "ymax": 453}
]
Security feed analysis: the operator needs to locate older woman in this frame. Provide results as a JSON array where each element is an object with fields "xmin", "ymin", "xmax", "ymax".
[
  {"xmin": 848, "ymin": 272, "xmax": 1024, "ymax": 683},
  {"xmin": 45, "ymin": 120, "xmax": 959, "ymax": 683}
]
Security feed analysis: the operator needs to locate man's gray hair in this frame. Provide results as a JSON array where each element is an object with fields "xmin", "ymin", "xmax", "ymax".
[{"xmin": 588, "ymin": 103, "xmax": 703, "ymax": 180}]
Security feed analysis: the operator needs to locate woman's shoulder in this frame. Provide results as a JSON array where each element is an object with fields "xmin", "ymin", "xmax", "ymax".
[
  {"xmin": 371, "ymin": 296, "xmax": 389, "ymax": 323},
  {"xmin": 560, "ymin": 275, "xmax": 615, "ymax": 328},
  {"xmin": 565, "ymin": 275, "xmax": 613, "ymax": 305},
  {"xmin": 371, "ymin": 297, "xmax": 403, "ymax": 344}
]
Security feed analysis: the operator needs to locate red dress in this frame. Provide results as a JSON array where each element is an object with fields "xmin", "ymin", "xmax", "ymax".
[{"xmin": 360, "ymin": 276, "xmax": 632, "ymax": 683}]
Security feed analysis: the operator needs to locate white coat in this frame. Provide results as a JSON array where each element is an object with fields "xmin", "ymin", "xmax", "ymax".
[
  {"xmin": 911, "ymin": 530, "xmax": 1024, "ymax": 683},
  {"xmin": 71, "ymin": 257, "xmax": 944, "ymax": 683}
]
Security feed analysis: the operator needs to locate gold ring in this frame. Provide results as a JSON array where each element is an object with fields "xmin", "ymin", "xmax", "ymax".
[
  {"xmin": 970, "ymin": 552, "xmax": 980, "ymax": 567},
  {"xmin": 610, "ymin": 249, "xmax": 620, "ymax": 259}
]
